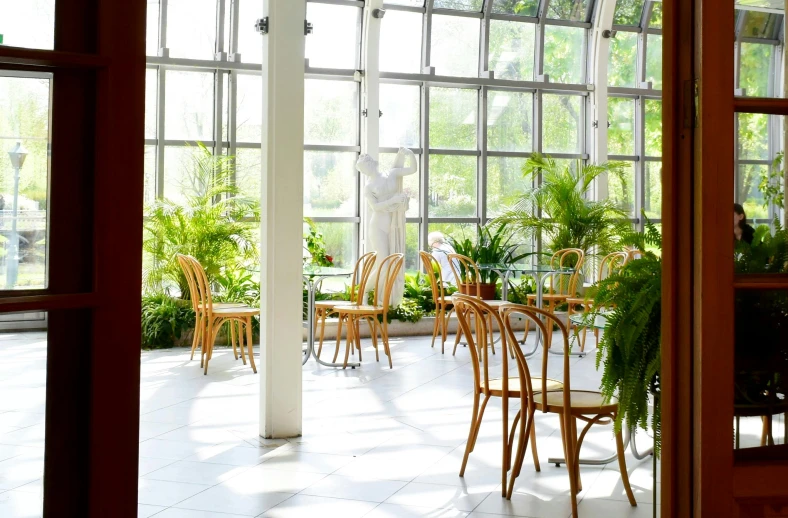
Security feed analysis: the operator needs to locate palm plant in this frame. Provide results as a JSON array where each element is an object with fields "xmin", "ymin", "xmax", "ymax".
[
  {"xmin": 494, "ymin": 154, "xmax": 632, "ymax": 267},
  {"xmin": 447, "ymin": 223, "xmax": 527, "ymax": 284},
  {"xmin": 143, "ymin": 143, "xmax": 260, "ymax": 297}
]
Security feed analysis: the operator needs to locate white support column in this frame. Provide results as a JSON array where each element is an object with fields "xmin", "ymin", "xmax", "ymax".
[
  {"xmin": 361, "ymin": 0, "xmax": 383, "ymax": 254},
  {"xmin": 259, "ymin": 0, "xmax": 305, "ymax": 439},
  {"xmin": 589, "ymin": 0, "xmax": 616, "ymax": 201}
]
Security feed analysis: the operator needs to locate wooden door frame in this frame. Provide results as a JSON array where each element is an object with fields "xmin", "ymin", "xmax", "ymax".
[{"xmin": 0, "ymin": 1, "xmax": 146, "ymax": 516}]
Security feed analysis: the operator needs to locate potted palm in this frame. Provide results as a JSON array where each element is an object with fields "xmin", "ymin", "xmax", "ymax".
[
  {"xmin": 494, "ymin": 154, "xmax": 632, "ymax": 273},
  {"xmin": 447, "ymin": 223, "xmax": 526, "ymax": 300}
]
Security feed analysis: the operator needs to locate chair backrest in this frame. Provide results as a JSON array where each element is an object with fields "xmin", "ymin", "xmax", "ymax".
[
  {"xmin": 501, "ymin": 303, "xmax": 572, "ymax": 414},
  {"xmin": 548, "ymin": 248, "xmax": 585, "ymax": 296},
  {"xmin": 370, "ymin": 253, "xmax": 405, "ymax": 312},
  {"xmin": 624, "ymin": 247, "xmax": 643, "ymax": 263},
  {"xmin": 419, "ymin": 251, "xmax": 448, "ymax": 305},
  {"xmin": 598, "ymin": 251, "xmax": 628, "ymax": 282},
  {"xmin": 186, "ymin": 255, "xmax": 215, "ymax": 318},
  {"xmin": 176, "ymin": 253, "xmax": 200, "ymax": 312},
  {"xmin": 448, "ymin": 253, "xmax": 482, "ymax": 297},
  {"xmin": 350, "ymin": 252, "xmax": 377, "ymax": 304}
]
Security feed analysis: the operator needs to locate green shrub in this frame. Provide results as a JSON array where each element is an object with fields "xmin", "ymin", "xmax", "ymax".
[{"xmin": 141, "ymin": 294, "xmax": 195, "ymax": 349}]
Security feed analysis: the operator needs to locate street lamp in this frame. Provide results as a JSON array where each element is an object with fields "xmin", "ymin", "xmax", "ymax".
[{"xmin": 7, "ymin": 142, "xmax": 27, "ymax": 289}]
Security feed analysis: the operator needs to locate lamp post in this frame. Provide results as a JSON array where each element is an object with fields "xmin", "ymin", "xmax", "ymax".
[{"xmin": 6, "ymin": 142, "xmax": 27, "ymax": 289}]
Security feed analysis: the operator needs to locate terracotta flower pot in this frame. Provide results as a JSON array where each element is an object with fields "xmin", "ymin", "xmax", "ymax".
[{"xmin": 458, "ymin": 283, "xmax": 497, "ymax": 300}]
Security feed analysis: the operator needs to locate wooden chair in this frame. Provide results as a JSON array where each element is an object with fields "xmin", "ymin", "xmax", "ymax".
[
  {"xmin": 525, "ymin": 248, "xmax": 585, "ymax": 349},
  {"xmin": 501, "ymin": 303, "xmax": 636, "ymax": 516},
  {"xmin": 566, "ymin": 251, "xmax": 628, "ymax": 352},
  {"xmin": 184, "ymin": 255, "xmax": 260, "ymax": 375},
  {"xmin": 314, "ymin": 252, "xmax": 377, "ymax": 359},
  {"xmin": 448, "ymin": 253, "xmax": 507, "ymax": 356},
  {"xmin": 176, "ymin": 254, "xmax": 248, "ymax": 363},
  {"xmin": 453, "ymin": 295, "xmax": 562, "ymax": 497},
  {"xmin": 334, "ymin": 253, "xmax": 404, "ymax": 369},
  {"xmin": 419, "ymin": 251, "xmax": 454, "ymax": 354}
]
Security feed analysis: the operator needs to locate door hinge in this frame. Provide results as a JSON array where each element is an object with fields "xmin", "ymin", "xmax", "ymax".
[{"xmin": 255, "ymin": 17, "xmax": 269, "ymax": 35}]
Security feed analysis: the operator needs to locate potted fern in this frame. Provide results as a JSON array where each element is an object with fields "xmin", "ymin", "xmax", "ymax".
[
  {"xmin": 447, "ymin": 223, "xmax": 526, "ymax": 300},
  {"xmin": 591, "ymin": 222, "xmax": 662, "ymax": 454}
]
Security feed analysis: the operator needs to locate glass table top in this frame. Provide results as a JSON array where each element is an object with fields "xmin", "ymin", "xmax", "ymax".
[
  {"xmin": 569, "ymin": 311, "xmax": 611, "ymax": 329},
  {"xmin": 477, "ymin": 263, "xmax": 574, "ymax": 274},
  {"xmin": 302, "ymin": 265, "xmax": 354, "ymax": 277}
]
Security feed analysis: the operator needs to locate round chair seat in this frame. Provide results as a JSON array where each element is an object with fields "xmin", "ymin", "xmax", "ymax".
[
  {"xmin": 315, "ymin": 300, "xmax": 353, "ymax": 309},
  {"xmin": 532, "ymin": 389, "xmax": 619, "ymax": 415},
  {"xmin": 335, "ymin": 304, "xmax": 384, "ymax": 315},
  {"xmin": 199, "ymin": 302, "xmax": 247, "ymax": 310},
  {"xmin": 209, "ymin": 306, "xmax": 260, "ymax": 317},
  {"xmin": 481, "ymin": 377, "xmax": 564, "ymax": 397}
]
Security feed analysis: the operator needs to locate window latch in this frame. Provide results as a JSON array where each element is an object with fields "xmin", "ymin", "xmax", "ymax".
[
  {"xmin": 255, "ymin": 17, "xmax": 269, "ymax": 35},
  {"xmin": 305, "ymin": 21, "xmax": 314, "ymax": 36}
]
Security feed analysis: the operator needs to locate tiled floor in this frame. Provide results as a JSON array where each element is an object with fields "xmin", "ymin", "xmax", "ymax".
[{"xmin": 0, "ymin": 330, "xmax": 665, "ymax": 517}]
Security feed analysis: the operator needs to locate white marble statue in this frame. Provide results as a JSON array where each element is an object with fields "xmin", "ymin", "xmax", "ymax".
[{"xmin": 356, "ymin": 148, "xmax": 418, "ymax": 306}]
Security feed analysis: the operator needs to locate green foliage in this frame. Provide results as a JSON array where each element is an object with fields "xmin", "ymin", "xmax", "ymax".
[
  {"xmin": 214, "ymin": 269, "xmax": 260, "ymax": 307},
  {"xmin": 495, "ymin": 154, "xmax": 632, "ymax": 264},
  {"xmin": 592, "ymin": 222, "xmax": 662, "ymax": 455},
  {"xmin": 404, "ymin": 272, "xmax": 437, "ymax": 314},
  {"xmin": 762, "ymin": 151, "xmax": 785, "ymax": 210},
  {"xmin": 303, "ymin": 217, "xmax": 334, "ymax": 266},
  {"xmin": 141, "ymin": 294, "xmax": 195, "ymax": 349},
  {"xmin": 384, "ymin": 298, "xmax": 425, "ymax": 324},
  {"xmin": 143, "ymin": 143, "xmax": 260, "ymax": 296},
  {"xmin": 447, "ymin": 223, "xmax": 527, "ymax": 284}
]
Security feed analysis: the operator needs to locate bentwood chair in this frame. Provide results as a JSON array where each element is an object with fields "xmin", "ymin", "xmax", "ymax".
[
  {"xmin": 453, "ymin": 295, "xmax": 562, "ymax": 496},
  {"xmin": 184, "ymin": 255, "xmax": 260, "ymax": 375},
  {"xmin": 419, "ymin": 251, "xmax": 454, "ymax": 354},
  {"xmin": 501, "ymin": 304, "xmax": 636, "ymax": 516},
  {"xmin": 314, "ymin": 252, "xmax": 377, "ymax": 359},
  {"xmin": 448, "ymin": 253, "xmax": 507, "ymax": 355},
  {"xmin": 566, "ymin": 251, "xmax": 628, "ymax": 352},
  {"xmin": 525, "ymin": 248, "xmax": 585, "ymax": 349},
  {"xmin": 176, "ymin": 254, "xmax": 248, "ymax": 363},
  {"xmin": 334, "ymin": 253, "xmax": 404, "ymax": 369}
]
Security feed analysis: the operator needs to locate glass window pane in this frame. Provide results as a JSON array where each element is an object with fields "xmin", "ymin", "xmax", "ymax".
[
  {"xmin": 608, "ymin": 97, "xmax": 636, "ymax": 156},
  {"xmin": 608, "ymin": 162, "xmax": 635, "ymax": 215},
  {"xmin": 613, "ymin": 0, "xmax": 646, "ymax": 26},
  {"xmin": 0, "ymin": 75, "xmax": 51, "ymax": 290},
  {"xmin": 167, "ymin": 0, "xmax": 217, "ymax": 60},
  {"xmin": 737, "ymin": 164, "xmax": 769, "ymax": 221},
  {"xmin": 489, "ymin": 20, "xmax": 536, "ymax": 82},
  {"xmin": 542, "ymin": 94, "xmax": 582, "ymax": 154},
  {"xmin": 608, "ymin": 32, "xmax": 639, "ymax": 88},
  {"xmin": 737, "ymin": 113, "xmax": 769, "ymax": 161},
  {"xmin": 380, "ymin": 153, "xmax": 420, "ymax": 218},
  {"xmin": 163, "ymin": 145, "xmax": 206, "ymax": 205},
  {"xmin": 429, "ymin": 87, "xmax": 477, "ymax": 150},
  {"xmin": 380, "ymin": 10, "xmax": 423, "ymax": 74},
  {"xmin": 144, "ymin": 145, "xmax": 157, "ymax": 204},
  {"xmin": 164, "ymin": 71, "xmax": 215, "ymax": 141},
  {"xmin": 405, "ymin": 223, "xmax": 420, "ymax": 273},
  {"xmin": 646, "ymin": 34, "xmax": 663, "ymax": 90},
  {"xmin": 547, "ymin": 0, "xmax": 589, "ymax": 21},
  {"xmin": 313, "ymin": 222, "xmax": 356, "ymax": 269},
  {"xmin": 304, "ymin": 80, "xmax": 359, "ymax": 146},
  {"xmin": 430, "ymin": 15, "xmax": 480, "ymax": 78},
  {"xmin": 235, "ymin": 147, "xmax": 262, "ymax": 200},
  {"xmin": 742, "ymin": 10, "xmax": 782, "ymax": 39},
  {"xmin": 740, "ymin": 43, "xmax": 774, "ymax": 98},
  {"xmin": 0, "ymin": 0, "xmax": 54, "ymax": 50},
  {"xmin": 645, "ymin": 161, "xmax": 662, "ymax": 219},
  {"xmin": 649, "ymin": 2, "xmax": 663, "ymax": 29},
  {"xmin": 305, "ymin": 4, "xmax": 360, "ymax": 70},
  {"xmin": 304, "ymin": 151, "xmax": 358, "ymax": 217},
  {"xmin": 492, "ymin": 0, "xmax": 539, "ymax": 17},
  {"xmin": 238, "ymin": 0, "xmax": 263, "ymax": 63},
  {"xmin": 428, "ymin": 155, "xmax": 476, "ymax": 217},
  {"xmin": 386, "ymin": 0, "xmax": 424, "ymax": 5},
  {"xmin": 487, "ymin": 157, "xmax": 530, "ymax": 217},
  {"xmin": 434, "ymin": 0, "xmax": 483, "ymax": 10},
  {"xmin": 543, "ymin": 25, "xmax": 585, "ymax": 84},
  {"xmin": 145, "ymin": 69, "xmax": 158, "ymax": 140},
  {"xmin": 236, "ymin": 74, "xmax": 263, "ymax": 143},
  {"xmin": 487, "ymin": 91, "xmax": 533, "ymax": 152},
  {"xmin": 380, "ymin": 84, "xmax": 420, "ymax": 149},
  {"xmin": 429, "ymin": 222, "xmax": 477, "ymax": 244},
  {"xmin": 645, "ymin": 100, "xmax": 663, "ymax": 157},
  {"xmin": 147, "ymin": 0, "xmax": 160, "ymax": 56}
]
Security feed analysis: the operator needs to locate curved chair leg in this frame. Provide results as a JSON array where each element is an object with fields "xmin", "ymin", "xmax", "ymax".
[
  {"xmin": 230, "ymin": 320, "xmax": 238, "ymax": 360},
  {"xmin": 343, "ymin": 316, "xmax": 354, "ymax": 369},
  {"xmin": 507, "ymin": 407, "xmax": 533, "ymax": 499},
  {"xmin": 430, "ymin": 307, "xmax": 441, "ymax": 349},
  {"xmin": 333, "ymin": 315, "xmax": 344, "ymax": 363},
  {"xmin": 442, "ymin": 307, "xmax": 454, "ymax": 354},
  {"xmin": 190, "ymin": 314, "xmax": 202, "ymax": 360},
  {"xmin": 317, "ymin": 308, "xmax": 327, "ymax": 359},
  {"xmin": 530, "ymin": 409, "xmax": 541, "ymax": 472},
  {"xmin": 237, "ymin": 320, "xmax": 247, "ymax": 366},
  {"xmin": 615, "ymin": 427, "xmax": 637, "ymax": 507},
  {"xmin": 460, "ymin": 392, "xmax": 485, "ymax": 477},
  {"xmin": 560, "ymin": 412, "xmax": 579, "ymax": 518},
  {"xmin": 245, "ymin": 316, "xmax": 257, "ymax": 373},
  {"xmin": 382, "ymin": 321, "xmax": 393, "ymax": 369}
]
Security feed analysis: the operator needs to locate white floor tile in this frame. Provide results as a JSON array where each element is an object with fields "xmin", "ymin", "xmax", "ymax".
[
  {"xmin": 260, "ymin": 495, "xmax": 377, "ymax": 518},
  {"xmin": 173, "ymin": 485, "xmax": 292, "ymax": 516},
  {"xmin": 138, "ymin": 503, "xmax": 167, "ymax": 518},
  {"xmin": 364, "ymin": 503, "xmax": 469, "ymax": 518},
  {"xmin": 385, "ymin": 482, "xmax": 491, "ymax": 512},
  {"xmin": 259, "ymin": 450, "xmax": 353, "ymax": 474},
  {"xmin": 226, "ymin": 466, "xmax": 326, "ymax": 494},
  {"xmin": 138, "ymin": 439, "xmax": 213, "ymax": 461},
  {"xmin": 145, "ymin": 460, "xmax": 248, "ymax": 485},
  {"xmin": 0, "ymin": 490, "xmax": 42, "ymax": 518},
  {"xmin": 137, "ymin": 478, "xmax": 211, "ymax": 507},
  {"xmin": 299, "ymin": 474, "xmax": 407, "ymax": 503},
  {"xmin": 473, "ymin": 491, "xmax": 573, "ymax": 518},
  {"xmin": 152, "ymin": 508, "xmax": 249, "ymax": 518}
]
